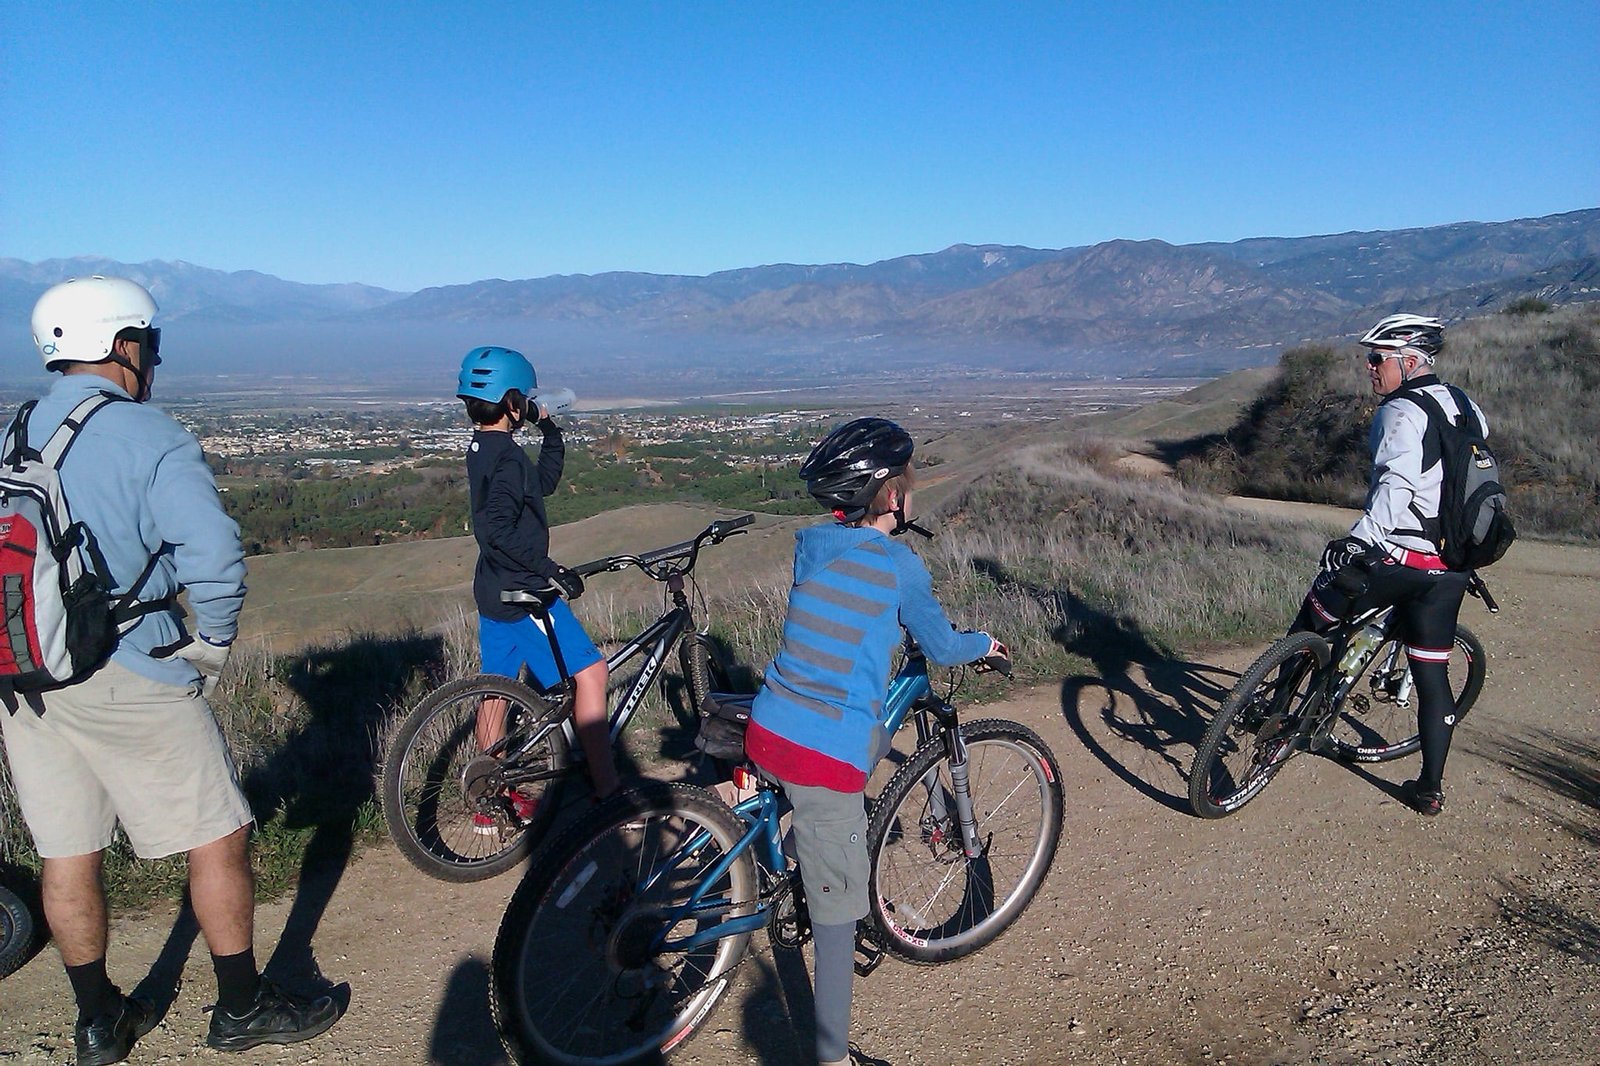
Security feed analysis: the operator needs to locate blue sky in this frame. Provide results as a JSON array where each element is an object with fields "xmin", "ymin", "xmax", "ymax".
[{"xmin": 3, "ymin": 2, "xmax": 1596, "ymax": 292}]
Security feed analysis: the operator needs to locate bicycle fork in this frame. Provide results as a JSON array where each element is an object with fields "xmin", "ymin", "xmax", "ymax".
[{"xmin": 920, "ymin": 698, "xmax": 985, "ymax": 859}]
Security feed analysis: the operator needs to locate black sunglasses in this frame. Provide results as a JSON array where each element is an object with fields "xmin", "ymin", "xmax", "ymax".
[
  {"xmin": 1365, "ymin": 350, "xmax": 1396, "ymax": 367},
  {"xmin": 130, "ymin": 326, "xmax": 161, "ymax": 366}
]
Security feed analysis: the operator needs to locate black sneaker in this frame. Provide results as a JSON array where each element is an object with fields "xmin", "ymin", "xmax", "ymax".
[
  {"xmin": 206, "ymin": 977, "xmax": 340, "ymax": 1052},
  {"xmin": 1401, "ymin": 779, "xmax": 1445, "ymax": 816},
  {"xmin": 75, "ymin": 994, "xmax": 156, "ymax": 1066}
]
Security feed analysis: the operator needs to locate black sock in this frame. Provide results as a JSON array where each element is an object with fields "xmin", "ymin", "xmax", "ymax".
[
  {"xmin": 211, "ymin": 948, "xmax": 261, "ymax": 1016},
  {"xmin": 65, "ymin": 958, "xmax": 119, "ymax": 1022}
]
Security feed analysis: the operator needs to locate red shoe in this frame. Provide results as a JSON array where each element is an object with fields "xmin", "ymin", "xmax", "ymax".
[
  {"xmin": 471, "ymin": 811, "xmax": 498, "ymax": 836},
  {"xmin": 508, "ymin": 788, "xmax": 539, "ymax": 822}
]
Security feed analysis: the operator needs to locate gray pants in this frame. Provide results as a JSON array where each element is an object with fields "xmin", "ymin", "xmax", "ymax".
[{"xmin": 778, "ymin": 779, "xmax": 868, "ymax": 1064}]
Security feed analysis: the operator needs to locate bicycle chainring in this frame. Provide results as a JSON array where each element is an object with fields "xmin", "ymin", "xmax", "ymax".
[{"xmin": 767, "ymin": 877, "xmax": 811, "ymax": 952}]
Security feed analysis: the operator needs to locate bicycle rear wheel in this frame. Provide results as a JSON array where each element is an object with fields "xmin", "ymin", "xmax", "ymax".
[
  {"xmin": 1328, "ymin": 623, "xmax": 1486, "ymax": 763},
  {"xmin": 493, "ymin": 781, "xmax": 757, "ymax": 1066},
  {"xmin": 381, "ymin": 674, "xmax": 568, "ymax": 882},
  {"xmin": 867, "ymin": 719, "xmax": 1064, "ymax": 964},
  {"xmin": 1189, "ymin": 631, "xmax": 1330, "ymax": 819}
]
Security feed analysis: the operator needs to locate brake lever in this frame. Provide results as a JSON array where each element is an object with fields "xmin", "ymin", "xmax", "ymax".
[{"xmin": 894, "ymin": 519, "xmax": 936, "ymax": 539}]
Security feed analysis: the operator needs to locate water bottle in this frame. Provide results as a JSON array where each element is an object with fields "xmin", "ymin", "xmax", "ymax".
[
  {"xmin": 1338, "ymin": 622, "xmax": 1386, "ymax": 674},
  {"xmin": 533, "ymin": 387, "xmax": 577, "ymax": 417}
]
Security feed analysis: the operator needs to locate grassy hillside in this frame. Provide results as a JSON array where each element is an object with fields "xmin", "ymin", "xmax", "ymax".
[{"xmin": 1177, "ymin": 304, "xmax": 1600, "ymax": 540}]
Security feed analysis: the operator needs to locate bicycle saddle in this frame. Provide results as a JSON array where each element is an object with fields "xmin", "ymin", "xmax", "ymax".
[{"xmin": 500, "ymin": 585, "xmax": 560, "ymax": 618}]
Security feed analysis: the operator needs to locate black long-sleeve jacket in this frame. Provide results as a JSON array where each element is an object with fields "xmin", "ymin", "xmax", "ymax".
[{"xmin": 466, "ymin": 421, "xmax": 565, "ymax": 620}]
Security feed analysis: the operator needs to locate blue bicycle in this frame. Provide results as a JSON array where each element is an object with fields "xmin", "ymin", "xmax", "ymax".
[{"xmin": 491, "ymin": 636, "xmax": 1064, "ymax": 1065}]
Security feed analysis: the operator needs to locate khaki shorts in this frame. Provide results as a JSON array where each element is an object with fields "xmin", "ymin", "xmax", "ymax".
[
  {"xmin": 782, "ymin": 781, "xmax": 870, "ymax": 927},
  {"xmin": 1, "ymin": 661, "xmax": 253, "ymax": 859}
]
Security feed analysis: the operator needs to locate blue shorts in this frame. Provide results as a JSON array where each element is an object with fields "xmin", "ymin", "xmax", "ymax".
[{"xmin": 478, "ymin": 603, "xmax": 603, "ymax": 690}]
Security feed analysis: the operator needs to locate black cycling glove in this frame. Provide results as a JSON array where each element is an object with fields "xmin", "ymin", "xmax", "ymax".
[
  {"xmin": 548, "ymin": 565, "xmax": 585, "ymax": 600},
  {"xmin": 1320, "ymin": 536, "xmax": 1371, "ymax": 574}
]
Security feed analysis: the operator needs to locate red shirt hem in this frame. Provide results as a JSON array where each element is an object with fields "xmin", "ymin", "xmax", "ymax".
[{"xmin": 746, "ymin": 721, "xmax": 867, "ymax": 792}]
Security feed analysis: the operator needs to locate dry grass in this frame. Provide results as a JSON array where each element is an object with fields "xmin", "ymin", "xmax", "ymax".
[{"xmin": 1178, "ymin": 304, "xmax": 1600, "ymax": 539}]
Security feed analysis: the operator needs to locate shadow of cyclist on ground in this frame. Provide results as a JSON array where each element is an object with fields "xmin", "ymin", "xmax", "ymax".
[
  {"xmin": 127, "ymin": 631, "xmax": 445, "ymax": 1015},
  {"xmin": 255, "ymin": 632, "xmax": 446, "ymax": 1000},
  {"xmin": 969, "ymin": 557, "xmax": 1236, "ymax": 812}
]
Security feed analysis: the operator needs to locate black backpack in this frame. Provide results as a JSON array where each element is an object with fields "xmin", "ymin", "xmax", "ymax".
[{"xmin": 1401, "ymin": 385, "xmax": 1515, "ymax": 571}]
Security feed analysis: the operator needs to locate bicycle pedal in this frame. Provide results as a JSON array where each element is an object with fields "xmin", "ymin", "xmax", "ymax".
[{"xmin": 853, "ymin": 925, "xmax": 886, "ymax": 977}]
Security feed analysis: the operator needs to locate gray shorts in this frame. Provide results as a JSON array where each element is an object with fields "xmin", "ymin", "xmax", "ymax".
[
  {"xmin": 1, "ymin": 661, "xmax": 253, "ymax": 859},
  {"xmin": 781, "ymin": 780, "xmax": 870, "ymax": 927}
]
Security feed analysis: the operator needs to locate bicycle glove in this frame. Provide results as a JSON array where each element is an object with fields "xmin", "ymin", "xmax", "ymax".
[
  {"xmin": 1319, "ymin": 536, "xmax": 1371, "ymax": 574},
  {"xmin": 548, "ymin": 565, "xmax": 585, "ymax": 600}
]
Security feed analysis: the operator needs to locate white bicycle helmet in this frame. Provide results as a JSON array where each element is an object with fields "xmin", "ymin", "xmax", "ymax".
[
  {"xmin": 1359, "ymin": 313, "xmax": 1444, "ymax": 360},
  {"xmin": 31, "ymin": 276, "xmax": 159, "ymax": 370}
]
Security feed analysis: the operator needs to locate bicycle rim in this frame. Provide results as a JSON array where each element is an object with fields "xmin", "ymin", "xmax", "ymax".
[
  {"xmin": 383, "ymin": 675, "xmax": 566, "ymax": 881},
  {"xmin": 1329, "ymin": 624, "xmax": 1486, "ymax": 763},
  {"xmin": 493, "ymin": 783, "xmax": 755, "ymax": 1066},
  {"xmin": 1190, "ymin": 632, "xmax": 1327, "ymax": 818},
  {"xmin": 869, "ymin": 720, "xmax": 1063, "ymax": 963}
]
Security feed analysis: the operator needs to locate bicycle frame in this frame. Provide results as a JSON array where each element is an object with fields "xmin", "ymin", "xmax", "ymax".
[
  {"xmin": 641, "ymin": 639, "xmax": 980, "ymax": 958},
  {"xmin": 492, "ymin": 577, "xmax": 698, "ymax": 784}
]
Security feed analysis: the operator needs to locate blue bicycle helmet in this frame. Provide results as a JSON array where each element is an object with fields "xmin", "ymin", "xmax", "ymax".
[{"xmin": 456, "ymin": 345, "xmax": 536, "ymax": 402}]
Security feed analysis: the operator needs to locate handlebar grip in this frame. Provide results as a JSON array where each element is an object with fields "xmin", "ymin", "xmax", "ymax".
[
  {"xmin": 1469, "ymin": 573, "xmax": 1500, "ymax": 613},
  {"xmin": 975, "ymin": 653, "xmax": 1013, "ymax": 677},
  {"xmin": 574, "ymin": 557, "xmax": 620, "ymax": 577},
  {"xmin": 714, "ymin": 514, "xmax": 755, "ymax": 537}
]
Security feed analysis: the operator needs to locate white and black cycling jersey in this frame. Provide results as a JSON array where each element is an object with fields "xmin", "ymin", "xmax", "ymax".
[{"xmin": 1348, "ymin": 375, "xmax": 1489, "ymax": 559}]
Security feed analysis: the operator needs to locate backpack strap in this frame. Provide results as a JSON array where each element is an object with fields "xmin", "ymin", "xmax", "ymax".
[
  {"xmin": 35, "ymin": 391, "xmax": 179, "ymax": 632},
  {"xmin": 40, "ymin": 391, "xmax": 130, "ymax": 470},
  {"xmin": 2, "ymin": 400, "xmax": 40, "ymax": 469}
]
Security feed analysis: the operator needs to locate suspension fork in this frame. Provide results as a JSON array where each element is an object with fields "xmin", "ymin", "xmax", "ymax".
[{"xmin": 920, "ymin": 698, "xmax": 984, "ymax": 859}]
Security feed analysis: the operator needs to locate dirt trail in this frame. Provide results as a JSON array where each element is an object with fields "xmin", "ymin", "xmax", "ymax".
[{"xmin": 3, "ymin": 536, "xmax": 1597, "ymax": 1065}]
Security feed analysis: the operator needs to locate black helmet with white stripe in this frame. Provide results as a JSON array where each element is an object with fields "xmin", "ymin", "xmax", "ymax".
[
  {"xmin": 1360, "ymin": 314, "xmax": 1444, "ymax": 360},
  {"xmin": 799, "ymin": 417, "xmax": 914, "ymax": 520}
]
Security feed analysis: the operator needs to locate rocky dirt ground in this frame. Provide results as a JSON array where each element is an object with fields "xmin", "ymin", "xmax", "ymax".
[{"xmin": 2, "ymin": 533, "xmax": 1596, "ymax": 1065}]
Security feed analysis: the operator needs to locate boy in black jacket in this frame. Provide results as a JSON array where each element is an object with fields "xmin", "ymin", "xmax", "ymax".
[{"xmin": 457, "ymin": 346, "xmax": 619, "ymax": 821}]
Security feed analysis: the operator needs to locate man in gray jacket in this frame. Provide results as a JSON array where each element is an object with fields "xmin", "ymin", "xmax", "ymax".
[{"xmin": 2, "ymin": 277, "xmax": 338, "ymax": 1065}]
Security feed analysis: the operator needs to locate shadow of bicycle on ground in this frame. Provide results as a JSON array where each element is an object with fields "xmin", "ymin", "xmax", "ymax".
[{"xmin": 971, "ymin": 558, "xmax": 1240, "ymax": 812}]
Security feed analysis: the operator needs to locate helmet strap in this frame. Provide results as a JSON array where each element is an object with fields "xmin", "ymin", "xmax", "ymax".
[{"xmin": 107, "ymin": 349, "xmax": 152, "ymax": 403}]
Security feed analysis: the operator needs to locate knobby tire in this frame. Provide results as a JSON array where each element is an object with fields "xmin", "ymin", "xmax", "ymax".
[
  {"xmin": 1189, "ymin": 631, "xmax": 1330, "ymax": 819},
  {"xmin": 867, "ymin": 719, "xmax": 1064, "ymax": 964},
  {"xmin": 492, "ymin": 780, "xmax": 757, "ymax": 1065},
  {"xmin": 0, "ymin": 884, "xmax": 33, "ymax": 980},
  {"xmin": 381, "ymin": 674, "xmax": 569, "ymax": 882}
]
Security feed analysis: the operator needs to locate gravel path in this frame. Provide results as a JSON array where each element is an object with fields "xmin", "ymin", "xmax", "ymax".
[{"xmin": 2, "ymin": 536, "xmax": 1596, "ymax": 1065}]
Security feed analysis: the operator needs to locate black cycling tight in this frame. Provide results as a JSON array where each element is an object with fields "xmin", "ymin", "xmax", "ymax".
[{"xmin": 1296, "ymin": 558, "xmax": 1470, "ymax": 790}]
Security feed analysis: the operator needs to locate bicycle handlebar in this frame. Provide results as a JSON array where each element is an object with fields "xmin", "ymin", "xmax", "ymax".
[{"xmin": 572, "ymin": 514, "xmax": 756, "ymax": 581}]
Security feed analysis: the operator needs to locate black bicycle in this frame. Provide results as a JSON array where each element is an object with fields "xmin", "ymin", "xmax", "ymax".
[
  {"xmin": 1189, "ymin": 572, "xmax": 1495, "ymax": 818},
  {"xmin": 381, "ymin": 514, "xmax": 754, "ymax": 881}
]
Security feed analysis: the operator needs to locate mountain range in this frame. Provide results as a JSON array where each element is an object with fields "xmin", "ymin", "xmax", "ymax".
[{"xmin": 3, "ymin": 208, "xmax": 1596, "ymax": 388}]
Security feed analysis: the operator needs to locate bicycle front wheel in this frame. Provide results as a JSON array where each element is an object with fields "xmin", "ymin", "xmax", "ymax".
[
  {"xmin": 868, "ymin": 719, "xmax": 1064, "ymax": 965},
  {"xmin": 493, "ymin": 781, "xmax": 758, "ymax": 1066},
  {"xmin": 0, "ymin": 884, "xmax": 33, "ymax": 979},
  {"xmin": 381, "ymin": 674, "xmax": 568, "ymax": 882},
  {"xmin": 1189, "ymin": 631, "xmax": 1330, "ymax": 819},
  {"xmin": 1328, "ymin": 623, "xmax": 1486, "ymax": 763}
]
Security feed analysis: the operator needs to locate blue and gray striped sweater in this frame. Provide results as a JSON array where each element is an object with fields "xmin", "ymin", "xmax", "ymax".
[{"xmin": 748, "ymin": 523, "xmax": 991, "ymax": 786}]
